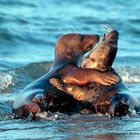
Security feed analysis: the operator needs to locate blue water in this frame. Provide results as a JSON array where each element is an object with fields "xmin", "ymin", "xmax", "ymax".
[{"xmin": 0, "ymin": 0, "xmax": 140, "ymax": 139}]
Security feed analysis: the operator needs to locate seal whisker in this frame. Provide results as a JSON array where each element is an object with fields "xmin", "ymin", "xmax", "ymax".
[
  {"xmin": 105, "ymin": 24, "xmax": 114, "ymax": 31},
  {"xmin": 101, "ymin": 24, "xmax": 114, "ymax": 33},
  {"xmin": 70, "ymin": 25, "xmax": 79, "ymax": 34}
]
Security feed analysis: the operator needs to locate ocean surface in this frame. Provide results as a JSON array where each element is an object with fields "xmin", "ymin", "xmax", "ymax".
[{"xmin": 0, "ymin": 0, "xmax": 140, "ymax": 139}]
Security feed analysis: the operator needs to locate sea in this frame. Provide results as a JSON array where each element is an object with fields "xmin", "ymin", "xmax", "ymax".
[{"xmin": 0, "ymin": 0, "xmax": 140, "ymax": 139}]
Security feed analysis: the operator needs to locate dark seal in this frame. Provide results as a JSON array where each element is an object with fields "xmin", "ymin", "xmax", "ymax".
[
  {"xmin": 50, "ymin": 30, "xmax": 140, "ymax": 117},
  {"xmin": 12, "ymin": 33, "xmax": 119, "ymax": 120}
]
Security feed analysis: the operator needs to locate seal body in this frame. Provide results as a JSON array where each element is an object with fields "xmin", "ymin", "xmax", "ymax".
[
  {"xmin": 13, "ymin": 33, "xmax": 103, "ymax": 119},
  {"xmin": 82, "ymin": 31, "xmax": 140, "ymax": 116},
  {"xmin": 50, "ymin": 31, "xmax": 140, "ymax": 117}
]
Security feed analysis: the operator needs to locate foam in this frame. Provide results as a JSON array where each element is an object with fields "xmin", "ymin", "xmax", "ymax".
[{"xmin": 0, "ymin": 71, "xmax": 16, "ymax": 91}]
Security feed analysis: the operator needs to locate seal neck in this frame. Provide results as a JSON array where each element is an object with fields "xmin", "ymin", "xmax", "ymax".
[{"xmin": 54, "ymin": 54, "xmax": 82, "ymax": 67}]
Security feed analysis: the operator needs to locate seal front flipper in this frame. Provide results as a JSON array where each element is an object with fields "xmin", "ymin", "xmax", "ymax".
[
  {"xmin": 26, "ymin": 111, "xmax": 33, "ymax": 121},
  {"xmin": 49, "ymin": 78, "xmax": 64, "ymax": 91},
  {"xmin": 50, "ymin": 78, "xmax": 97, "ymax": 101},
  {"xmin": 12, "ymin": 102, "xmax": 41, "ymax": 120},
  {"xmin": 49, "ymin": 78, "xmax": 85, "ymax": 101},
  {"xmin": 109, "ymin": 101, "xmax": 130, "ymax": 117},
  {"xmin": 109, "ymin": 94, "xmax": 132, "ymax": 117},
  {"xmin": 61, "ymin": 67, "xmax": 119, "ymax": 86},
  {"xmin": 12, "ymin": 93, "xmax": 48, "ymax": 120}
]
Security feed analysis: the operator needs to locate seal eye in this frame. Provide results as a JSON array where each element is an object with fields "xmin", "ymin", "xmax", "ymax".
[
  {"xmin": 86, "ymin": 46, "xmax": 92, "ymax": 51},
  {"xmin": 73, "ymin": 37, "xmax": 79, "ymax": 41}
]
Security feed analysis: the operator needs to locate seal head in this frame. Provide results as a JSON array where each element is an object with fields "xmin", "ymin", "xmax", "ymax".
[
  {"xmin": 81, "ymin": 31, "xmax": 119, "ymax": 71},
  {"xmin": 54, "ymin": 34, "xmax": 99, "ymax": 65}
]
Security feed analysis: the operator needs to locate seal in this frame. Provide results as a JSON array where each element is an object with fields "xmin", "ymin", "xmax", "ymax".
[
  {"xmin": 12, "ymin": 33, "xmax": 119, "ymax": 120},
  {"xmin": 50, "ymin": 30, "xmax": 140, "ymax": 117}
]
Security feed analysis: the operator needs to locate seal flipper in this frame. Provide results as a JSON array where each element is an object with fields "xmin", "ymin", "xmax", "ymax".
[
  {"xmin": 26, "ymin": 111, "xmax": 33, "ymax": 121},
  {"xmin": 109, "ymin": 101, "xmax": 130, "ymax": 117},
  {"xmin": 109, "ymin": 94, "xmax": 131, "ymax": 117},
  {"xmin": 49, "ymin": 78, "xmax": 85, "ymax": 101},
  {"xmin": 62, "ymin": 68, "xmax": 119, "ymax": 86}
]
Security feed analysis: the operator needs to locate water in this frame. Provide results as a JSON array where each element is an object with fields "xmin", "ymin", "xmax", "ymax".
[{"xmin": 0, "ymin": 0, "xmax": 140, "ymax": 139}]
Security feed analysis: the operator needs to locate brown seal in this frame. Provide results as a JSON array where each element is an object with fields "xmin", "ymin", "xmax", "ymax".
[
  {"xmin": 50, "ymin": 30, "xmax": 140, "ymax": 117},
  {"xmin": 13, "ymin": 33, "xmax": 119, "ymax": 120}
]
